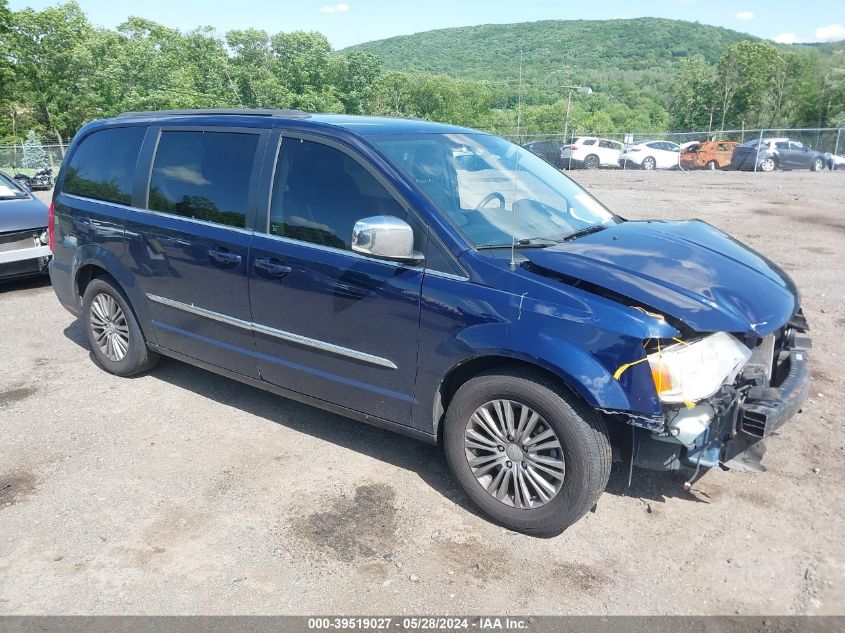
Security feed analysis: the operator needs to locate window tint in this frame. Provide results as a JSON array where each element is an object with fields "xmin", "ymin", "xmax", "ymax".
[
  {"xmin": 148, "ymin": 131, "xmax": 259, "ymax": 228},
  {"xmin": 647, "ymin": 142, "xmax": 662, "ymax": 150},
  {"xmin": 789, "ymin": 141, "xmax": 804, "ymax": 151},
  {"xmin": 582, "ymin": 139, "xmax": 596, "ymax": 146},
  {"xmin": 63, "ymin": 127, "xmax": 146, "ymax": 205},
  {"xmin": 775, "ymin": 141, "xmax": 789, "ymax": 149},
  {"xmin": 270, "ymin": 138, "xmax": 404, "ymax": 250}
]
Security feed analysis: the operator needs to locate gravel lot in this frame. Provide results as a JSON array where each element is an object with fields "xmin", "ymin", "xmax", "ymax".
[{"xmin": 0, "ymin": 171, "xmax": 843, "ymax": 615}]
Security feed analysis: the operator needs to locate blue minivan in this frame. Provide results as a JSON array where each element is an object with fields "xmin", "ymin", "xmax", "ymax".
[{"xmin": 49, "ymin": 109, "xmax": 811, "ymax": 536}]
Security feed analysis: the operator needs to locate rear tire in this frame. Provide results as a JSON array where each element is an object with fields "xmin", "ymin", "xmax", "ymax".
[
  {"xmin": 706, "ymin": 160, "xmax": 718, "ymax": 170},
  {"xmin": 759, "ymin": 157, "xmax": 777, "ymax": 172},
  {"xmin": 443, "ymin": 367, "xmax": 611, "ymax": 537},
  {"xmin": 583, "ymin": 154, "xmax": 600, "ymax": 170},
  {"xmin": 82, "ymin": 277, "xmax": 159, "ymax": 377},
  {"xmin": 642, "ymin": 156, "xmax": 656, "ymax": 170}
]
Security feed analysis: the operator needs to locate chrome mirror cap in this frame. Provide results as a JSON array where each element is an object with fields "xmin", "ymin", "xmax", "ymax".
[{"xmin": 351, "ymin": 215, "xmax": 423, "ymax": 262}]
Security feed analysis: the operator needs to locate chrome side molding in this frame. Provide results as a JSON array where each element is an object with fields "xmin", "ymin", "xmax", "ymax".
[{"xmin": 146, "ymin": 293, "xmax": 398, "ymax": 370}]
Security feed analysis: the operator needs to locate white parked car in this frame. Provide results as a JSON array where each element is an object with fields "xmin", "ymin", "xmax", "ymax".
[
  {"xmin": 560, "ymin": 137, "xmax": 623, "ymax": 169},
  {"xmin": 620, "ymin": 140, "xmax": 681, "ymax": 170}
]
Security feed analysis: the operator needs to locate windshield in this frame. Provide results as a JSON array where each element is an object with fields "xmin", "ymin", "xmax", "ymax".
[
  {"xmin": 372, "ymin": 133, "xmax": 619, "ymax": 248},
  {"xmin": 0, "ymin": 172, "xmax": 29, "ymax": 200}
]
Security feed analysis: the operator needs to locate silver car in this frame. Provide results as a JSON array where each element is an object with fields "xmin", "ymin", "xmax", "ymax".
[{"xmin": 0, "ymin": 171, "xmax": 51, "ymax": 281}]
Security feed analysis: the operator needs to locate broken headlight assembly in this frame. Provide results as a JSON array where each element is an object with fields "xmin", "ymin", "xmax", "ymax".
[{"xmin": 647, "ymin": 332, "xmax": 752, "ymax": 405}]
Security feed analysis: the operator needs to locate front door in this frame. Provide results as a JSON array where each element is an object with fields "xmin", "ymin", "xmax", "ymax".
[
  {"xmin": 248, "ymin": 134, "xmax": 424, "ymax": 424},
  {"xmin": 124, "ymin": 126, "xmax": 267, "ymax": 377}
]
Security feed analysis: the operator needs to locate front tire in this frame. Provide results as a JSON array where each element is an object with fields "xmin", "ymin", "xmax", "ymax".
[
  {"xmin": 443, "ymin": 368, "xmax": 611, "ymax": 537},
  {"xmin": 641, "ymin": 156, "xmax": 656, "ymax": 170},
  {"xmin": 811, "ymin": 157, "xmax": 824, "ymax": 172},
  {"xmin": 82, "ymin": 277, "xmax": 158, "ymax": 376},
  {"xmin": 706, "ymin": 160, "xmax": 718, "ymax": 170}
]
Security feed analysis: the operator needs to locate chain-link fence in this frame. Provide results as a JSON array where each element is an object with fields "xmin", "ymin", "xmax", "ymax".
[
  {"xmin": 508, "ymin": 127, "xmax": 844, "ymax": 172},
  {"xmin": 0, "ymin": 143, "xmax": 66, "ymax": 177}
]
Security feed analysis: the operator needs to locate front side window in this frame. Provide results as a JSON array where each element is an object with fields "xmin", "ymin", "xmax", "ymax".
[
  {"xmin": 373, "ymin": 133, "xmax": 618, "ymax": 249},
  {"xmin": 789, "ymin": 141, "xmax": 805, "ymax": 151},
  {"xmin": 63, "ymin": 126, "xmax": 146, "ymax": 205},
  {"xmin": 148, "ymin": 131, "xmax": 259, "ymax": 228},
  {"xmin": 269, "ymin": 138, "xmax": 404, "ymax": 250}
]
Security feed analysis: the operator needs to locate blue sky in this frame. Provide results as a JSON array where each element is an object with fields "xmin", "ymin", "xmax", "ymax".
[{"xmin": 8, "ymin": 0, "xmax": 845, "ymax": 49}]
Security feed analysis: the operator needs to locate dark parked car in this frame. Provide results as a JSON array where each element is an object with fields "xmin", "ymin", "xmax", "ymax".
[
  {"xmin": 522, "ymin": 139, "xmax": 566, "ymax": 169},
  {"xmin": 731, "ymin": 138, "xmax": 827, "ymax": 172},
  {"xmin": 0, "ymin": 170, "xmax": 51, "ymax": 281},
  {"xmin": 50, "ymin": 110, "xmax": 810, "ymax": 536}
]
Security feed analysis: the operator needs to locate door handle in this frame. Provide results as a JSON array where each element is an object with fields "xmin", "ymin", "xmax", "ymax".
[
  {"xmin": 208, "ymin": 249, "xmax": 242, "ymax": 265},
  {"xmin": 254, "ymin": 257, "xmax": 292, "ymax": 277}
]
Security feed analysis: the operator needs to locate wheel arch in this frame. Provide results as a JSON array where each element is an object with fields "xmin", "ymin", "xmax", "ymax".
[
  {"xmin": 431, "ymin": 354, "xmax": 615, "ymax": 444},
  {"xmin": 72, "ymin": 247, "xmax": 157, "ymax": 344}
]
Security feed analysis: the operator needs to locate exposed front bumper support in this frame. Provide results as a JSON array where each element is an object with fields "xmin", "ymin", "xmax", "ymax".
[{"xmin": 0, "ymin": 244, "xmax": 52, "ymax": 265}]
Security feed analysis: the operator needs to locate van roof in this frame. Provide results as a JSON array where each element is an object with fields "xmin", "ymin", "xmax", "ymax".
[{"xmin": 112, "ymin": 109, "xmax": 479, "ymax": 137}]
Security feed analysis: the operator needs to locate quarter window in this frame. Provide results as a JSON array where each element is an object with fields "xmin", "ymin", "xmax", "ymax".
[
  {"xmin": 63, "ymin": 127, "xmax": 146, "ymax": 205},
  {"xmin": 148, "ymin": 131, "xmax": 259, "ymax": 228},
  {"xmin": 269, "ymin": 138, "xmax": 404, "ymax": 249}
]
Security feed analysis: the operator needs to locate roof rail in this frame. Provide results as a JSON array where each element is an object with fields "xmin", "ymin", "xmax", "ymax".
[{"xmin": 116, "ymin": 108, "xmax": 311, "ymax": 119}]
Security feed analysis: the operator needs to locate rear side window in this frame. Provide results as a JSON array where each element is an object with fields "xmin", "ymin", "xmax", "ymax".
[
  {"xmin": 63, "ymin": 127, "xmax": 146, "ymax": 205},
  {"xmin": 148, "ymin": 131, "xmax": 259, "ymax": 228},
  {"xmin": 269, "ymin": 138, "xmax": 404, "ymax": 250}
]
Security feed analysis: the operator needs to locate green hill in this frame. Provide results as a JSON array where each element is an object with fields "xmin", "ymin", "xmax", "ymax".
[{"xmin": 344, "ymin": 17, "xmax": 833, "ymax": 90}]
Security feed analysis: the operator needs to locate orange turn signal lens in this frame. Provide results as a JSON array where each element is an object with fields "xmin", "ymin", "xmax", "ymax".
[{"xmin": 650, "ymin": 362, "xmax": 674, "ymax": 394}]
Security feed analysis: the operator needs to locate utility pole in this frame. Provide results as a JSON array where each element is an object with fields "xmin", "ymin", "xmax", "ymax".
[{"xmin": 559, "ymin": 85, "xmax": 591, "ymax": 143}]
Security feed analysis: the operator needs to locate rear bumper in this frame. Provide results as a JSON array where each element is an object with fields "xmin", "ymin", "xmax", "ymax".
[{"xmin": 48, "ymin": 257, "xmax": 81, "ymax": 316}]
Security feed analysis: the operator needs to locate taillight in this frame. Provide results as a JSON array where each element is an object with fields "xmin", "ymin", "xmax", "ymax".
[
  {"xmin": 571, "ymin": 145, "xmax": 580, "ymax": 151},
  {"xmin": 48, "ymin": 201, "xmax": 55, "ymax": 251}
]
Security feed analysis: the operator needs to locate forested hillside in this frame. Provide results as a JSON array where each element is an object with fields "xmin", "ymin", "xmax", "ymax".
[{"xmin": 345, "ymin": 18, "xmax": 756, "ymax": 85}]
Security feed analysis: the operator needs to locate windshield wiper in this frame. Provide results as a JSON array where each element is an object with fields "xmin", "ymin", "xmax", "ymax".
[
  {"xmin": 561, "ymin": 225, "xmax": 607, "ymax": 241},
  {"xmin": 476, "ymin": 237, "xmax": 559, "ymax": 250}
]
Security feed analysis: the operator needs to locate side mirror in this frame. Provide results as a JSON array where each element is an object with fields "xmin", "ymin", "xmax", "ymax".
[{"xmin": 351, "ymin": 216, "xmax": 424, "ymax": 263}]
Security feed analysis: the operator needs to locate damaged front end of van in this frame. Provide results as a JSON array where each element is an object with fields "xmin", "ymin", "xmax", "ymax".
[{"xmin": 521, "ymin": 218, "xmax": 812, "ymax": 483}]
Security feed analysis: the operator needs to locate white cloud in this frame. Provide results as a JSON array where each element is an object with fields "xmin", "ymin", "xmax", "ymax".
[
  {"xmin": 734, "ymin": 11, "xmax": 754, "ymax": 20},
  {"xmin": 774, "ymin": 32, "xmax": 797, "ymax": 44},
  {"xmin": 815, "ymin": 23, "xmax": 845, "ymax": 42},
  {"xmin": 320, "ymin": 3, "xmax": 349, "ymax": 13}
]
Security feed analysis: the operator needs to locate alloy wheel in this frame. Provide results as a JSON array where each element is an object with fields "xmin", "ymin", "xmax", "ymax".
[
  {"xmin": 464, "ymin": 399, "xmax": 565, "ymax": 509},
  {"xmin": 90, "ymin": 293, "xmax": 130, "ymax": 362}
]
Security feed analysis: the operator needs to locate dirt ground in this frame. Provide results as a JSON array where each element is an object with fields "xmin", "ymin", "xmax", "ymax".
[{"xmin": 0, "ymin": 170, "xmax": 843, "ymax": 615}]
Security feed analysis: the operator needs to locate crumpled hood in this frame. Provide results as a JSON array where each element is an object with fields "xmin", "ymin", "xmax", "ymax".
[
  {"xmin": 522, "ymin": 220, "xmax": 798, "ymax": 335},
  {"xmin": 0, "ymin": 195, "xmax": 49, "ymax": 234}
]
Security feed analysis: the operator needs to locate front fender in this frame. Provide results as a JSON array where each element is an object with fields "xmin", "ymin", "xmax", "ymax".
[{"xmin": 411, "ymin": 272, "xmax": 675, "ymax": 434}]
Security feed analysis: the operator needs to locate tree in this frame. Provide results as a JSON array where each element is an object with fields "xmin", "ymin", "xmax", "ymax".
[
  {"xmin": 8, "ymin": 1, "xmax": 94, "ymax": 145},
  {"xmin": 669, "ymin": 55, "xmax": 714, "ymax": 130},
  {"xmin": 21, "ymin": 129, "xmax": 47, "ymax": 169}
]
